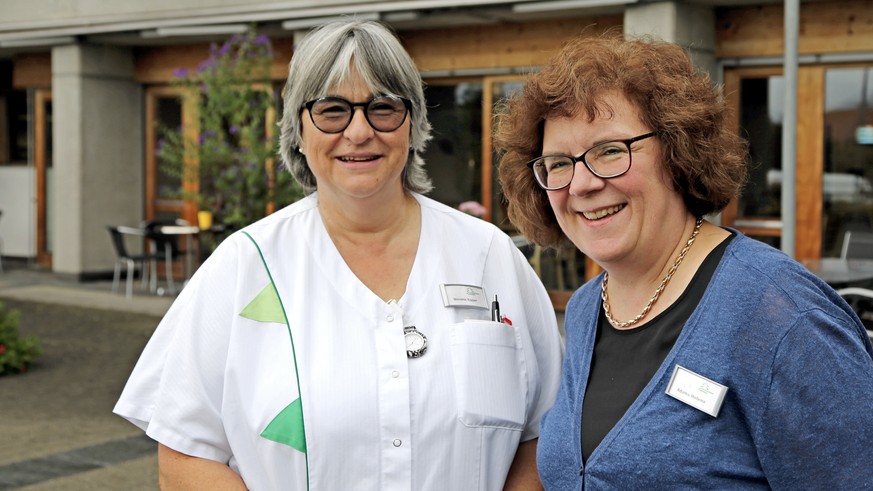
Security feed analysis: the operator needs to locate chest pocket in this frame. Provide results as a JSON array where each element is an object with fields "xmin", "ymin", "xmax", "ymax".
[{"xmin": 449, "ymin": 320, "xmax": 527, "ymax": 430}]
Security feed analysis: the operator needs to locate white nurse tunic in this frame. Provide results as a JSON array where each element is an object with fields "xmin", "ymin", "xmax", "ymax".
[{"xmin": 114, "ymin": 192, "xmax": 563, "ymax": 490}]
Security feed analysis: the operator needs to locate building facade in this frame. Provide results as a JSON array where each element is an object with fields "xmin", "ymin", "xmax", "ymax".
[{"xmin": 1, "ymin": 0, "xmax": 871, "ymax": 303}]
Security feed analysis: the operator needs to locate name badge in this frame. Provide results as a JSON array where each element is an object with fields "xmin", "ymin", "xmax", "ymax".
[
  {"xmin": 665, "ymin": 365, "xmax": 728, "ymax": 417},
  {"xmin": 439, "ymin": 284, "xmax": 489, "ymax": 309}
]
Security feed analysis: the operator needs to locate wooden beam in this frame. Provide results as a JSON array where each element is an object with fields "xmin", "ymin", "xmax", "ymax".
[
  {"xmin": 12, "ymin": 53, "xmax": 51, "ymax": 88},
  {"xmin": 795, "ymin": 66, "xmax": 824, "ymax": 261},
  {"xmin": 402, "ymin": 16, "xmax": 622, "ymax": 72},
  {"xmin": 717, "ymin": 0, "xmax": 873, "ymax": 58},
  {"xmin": 135, "ymin": 38, "xmax": 294, "ymax": 84}
]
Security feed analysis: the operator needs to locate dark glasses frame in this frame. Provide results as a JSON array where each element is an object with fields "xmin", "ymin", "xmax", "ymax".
[
  {"xmin": 526, "ymin": 132, "xmax": 658, "ymax": 190},
  {"xmin": 301, "ymin": 95, "xmax": 412, "ymax": 134}
]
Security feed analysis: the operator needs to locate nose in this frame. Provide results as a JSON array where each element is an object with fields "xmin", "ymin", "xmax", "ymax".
[
  {"xmin": 567, "ymin": 161, "xmax": 606, "ymax": 197},
  {"xmin": 343, "ymin": 107, "xmax": 375, "ymax": 143}
]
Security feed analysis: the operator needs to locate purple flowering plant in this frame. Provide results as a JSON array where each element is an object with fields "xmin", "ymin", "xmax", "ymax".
[{"xmin": 157, "ymin": 28, "xmax": 302, "ymax": 233}]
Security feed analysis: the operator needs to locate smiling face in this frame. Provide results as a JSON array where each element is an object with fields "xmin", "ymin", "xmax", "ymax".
[
  {"xmin": 542, "ymin": 92, "xmax": 688, "ymax": 269},
  {"xmin": 299, "ymin": 69, "xmax": 411, "ymax": 205}
]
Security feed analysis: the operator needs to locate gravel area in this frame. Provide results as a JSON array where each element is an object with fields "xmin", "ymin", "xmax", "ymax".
[{"xmin": 0, "ymin": 298, "xmax": 161, "ymax": 489}]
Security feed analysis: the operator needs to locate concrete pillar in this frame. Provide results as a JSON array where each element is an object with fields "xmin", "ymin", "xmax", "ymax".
[
  {"xmin": 624, "ymin": 1, "xmax": 717, "ymax": 80},
  {"xmin": 52, "ymin": 44, "xmax": 143, "ymax": 278}
]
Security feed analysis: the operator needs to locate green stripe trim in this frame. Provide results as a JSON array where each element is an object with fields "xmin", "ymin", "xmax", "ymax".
[{"xmin": 241, "ymin": 231, "xmax": 310, "ymax": 488}]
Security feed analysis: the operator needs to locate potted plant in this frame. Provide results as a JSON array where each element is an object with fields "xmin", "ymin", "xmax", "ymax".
[
  {"xmin": 0, "ymin": 302, "xmax": 41, "ymax": 376},
  {"xmin": 157, "ymin": 28, "xmax": 303, "ymax": 244}
]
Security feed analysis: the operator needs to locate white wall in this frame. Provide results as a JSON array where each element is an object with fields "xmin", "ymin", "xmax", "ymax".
[
  {"xmin": 52, "ymin": 44, "xmax": 144, "ymax": 275},
  {"xmin": 0, "ymin": 166, "xmax": 36, "ymax": 257}
]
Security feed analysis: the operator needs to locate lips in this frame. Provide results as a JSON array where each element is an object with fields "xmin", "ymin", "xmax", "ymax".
[
  {"xmin": 582, "ymin": 204, "xmax": 625, "ymax": 220},
  {"xmin": 338, "ymin": 155, "xmax": 380, "ymax": 162}
]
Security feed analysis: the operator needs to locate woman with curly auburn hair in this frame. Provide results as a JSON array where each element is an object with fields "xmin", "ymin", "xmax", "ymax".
[{"xmin": 496, "ymin": 33, "xmax": 873, "ymax": 489}]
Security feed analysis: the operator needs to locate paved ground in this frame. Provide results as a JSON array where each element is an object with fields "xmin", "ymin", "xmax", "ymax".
[{"xmin": 0, "ymin": 266, "xmax": 173, "ymax": 490}]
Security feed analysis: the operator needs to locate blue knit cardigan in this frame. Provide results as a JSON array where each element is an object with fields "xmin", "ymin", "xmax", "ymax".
[{"xmin": 538, "ymin": 231, "xmax": 873, "ymax": 490}]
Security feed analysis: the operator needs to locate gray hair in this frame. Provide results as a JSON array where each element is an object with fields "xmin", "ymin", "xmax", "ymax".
[{"xmin": 278, "ymin": 19, "xmax": 433, "ymax": 195}]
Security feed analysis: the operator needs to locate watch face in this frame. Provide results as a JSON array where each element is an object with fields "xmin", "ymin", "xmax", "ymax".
[
  {"xmin": 404, "ymin": 327, "xmax": 427, "ymax": 358},
  {"xmin": 406, "ymin": 331, "xmax": 425, "ymax": 351}
]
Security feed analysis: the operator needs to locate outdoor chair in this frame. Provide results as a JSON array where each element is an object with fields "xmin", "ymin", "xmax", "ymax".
[
  {"xmin": 142, "ymin": 218, "xmax": 193, "ymax": 295},
  {"xmin": 840, "ymin": 230, "xmax": 873, "ymax": 260},
  {"xmin": 836, "ymin": 287, "xmax": 873, "ymax": 340},
  {"xmin": 107, "ymin": 225, "xmax": 161, "ymax": 298}
]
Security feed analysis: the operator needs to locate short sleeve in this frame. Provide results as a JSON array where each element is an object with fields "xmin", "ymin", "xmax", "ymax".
[
  {"xmin": 494, "ymin": 233, "xmax": 564, "ymax": 441},
  {"xmin": 113, "ymin": 236, "xmax": 244, "ymax": 463}
]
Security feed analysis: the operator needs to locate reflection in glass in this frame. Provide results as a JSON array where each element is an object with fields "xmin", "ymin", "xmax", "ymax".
[
  {"xmin": 823, "ymin": 67, "xmax": 873, "ymax": 256},
  {"xmin": 422, "ymin": 83, "xmax": 483, "ymax": 211},
  {"xmin": 155, "ymin": 97, "xmax": 183, "ymax": 208},
  {"xmin": 491, "ymin": 81, "xmax": 524, "ymax": 230},
  {"xmin": 44, "ymin": 99, "xmax": 53, "ymax": 255},
  {"xmin": 0, "ymin": 89, "xmax": 29, "ymax": 165},
  {"xmin": 738, "ymin": 76, "xmax": 784, "ymax": 249}
]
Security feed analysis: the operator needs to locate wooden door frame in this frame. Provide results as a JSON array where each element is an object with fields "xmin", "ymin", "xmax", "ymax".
[
  {"xmin": 722, "ymin": 65, "xmax": 825, "ymax": 260},
  {"xmin": 34, "ymin": 88, "xmax": 52, "ymax": 268},
  {"xmin": 144, "ymin": 85, "xmax": 199, "ymax": 225},
  {"xmin": 145, "ymin": 84, "xmax": 279, "ymax": 224},
  {"xmin": 481, "ymin": 74, "xmax": 525, "ymax": 223},
  {"xmin": 720, "ymin": 63, "xmax": 873, "ymax": 261}
]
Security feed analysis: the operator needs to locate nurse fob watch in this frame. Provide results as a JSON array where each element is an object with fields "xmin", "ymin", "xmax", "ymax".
[{"xmin": 404, "ymin": 325, "xmax": 427, "ymax": 358}]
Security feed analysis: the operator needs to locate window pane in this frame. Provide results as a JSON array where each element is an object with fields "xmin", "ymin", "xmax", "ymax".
[
  {"xmin": 422, "ymin": 83, "xmax": 483, "ymax": 212},
  {"xmin": 491, "ymin": 81, "xmax": 524, "ymax": 231},
  {"xmin": 738, "ymin": 76, "xmax": 784, "ymax": 219},
  {"xmin": 823, "ymin": 67, "xmax": 873, "ymax": 256},
  {"xmin": 0, "ymin": 89, "xmax": 28, "ymax": 165},
  {"xmin": 156, "ymin": 96, "xmax": 183, "ymax": 206},
  {"xmin": 44, "ymin": 98, "xmax": 53, "ymax": 254}
]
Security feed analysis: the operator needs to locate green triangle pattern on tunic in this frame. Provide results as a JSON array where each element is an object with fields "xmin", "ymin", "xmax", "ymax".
[
  {"xmin": 261, "ymin": 398, "xmax": 307, "ymax": 453},
  {"xmin": 239, "ymin": 283, "xmax": 286, "ymax": 324}
]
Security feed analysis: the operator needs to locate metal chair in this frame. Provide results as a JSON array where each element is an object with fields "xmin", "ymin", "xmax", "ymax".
[
  {"xmin": 836, "ymin": 287, "xmax": 873, "ymax": 340},
  {"xmin": 840, "ymin": 230, "xmax": 873, "ymax": 260},
  {"xmin": 106, "ymin": 225, "xmax": 160, "ymax": 298},
  {"xmin": 142, "ymin": 219, "xmax": 193, "ymax": 295}
]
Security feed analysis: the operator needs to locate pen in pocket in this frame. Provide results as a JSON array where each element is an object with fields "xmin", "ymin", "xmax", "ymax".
[{"xmin": 491, "ymin": 295, "xmax": 501, "ymax": 322}]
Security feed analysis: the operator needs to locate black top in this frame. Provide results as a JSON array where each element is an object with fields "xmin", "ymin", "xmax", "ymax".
[{"xmin": 580, "ymin": 232, "xmax": 734, "ymax": 462}]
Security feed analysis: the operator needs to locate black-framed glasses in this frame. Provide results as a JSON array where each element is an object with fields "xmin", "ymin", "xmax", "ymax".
[
  {"xmin": 302, "ymin": 95, "xmax": 412, "ymax": 134},
  {"xmin": 526, "ymin": 132, "xmax": 658, "ymax": 191}
]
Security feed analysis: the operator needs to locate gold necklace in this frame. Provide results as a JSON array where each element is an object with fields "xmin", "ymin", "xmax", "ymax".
[{"xmin": 600, "ymin": 217, "xmax": 703, "ymax": 329}]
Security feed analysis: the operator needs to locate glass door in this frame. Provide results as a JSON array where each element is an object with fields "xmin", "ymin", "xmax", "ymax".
[
  {"xmin": 421, "ymin": 80, "xmax": 484, "ymax": 214},
  {"xmin": 723, "ymin": 65, "xmax": 825, "ymax": 260},
  {"xmin": 722, "ymin": 68, "xmax": 785, "ymax": 249},
  {"xmin": 823, "ymin": 66, "xmax": 873, "ymax": 256},
  {"xmin": 145, "ymin": 85, "xmax": 194, "ymax": 225}
]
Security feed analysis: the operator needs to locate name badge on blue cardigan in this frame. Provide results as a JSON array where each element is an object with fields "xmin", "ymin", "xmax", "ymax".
[{"xmin": 666, "ymin": 365, "xmax": 728, "ymax": 417}]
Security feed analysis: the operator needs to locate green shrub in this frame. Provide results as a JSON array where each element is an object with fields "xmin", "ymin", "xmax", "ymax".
[{"xmin": 0, "ymin": 302, "xmax": 42, "ymax": 376}]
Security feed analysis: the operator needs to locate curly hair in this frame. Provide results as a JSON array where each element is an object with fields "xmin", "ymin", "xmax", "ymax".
[{"xmin": 494, "ymin": 33, "xmax": 747, "ymax": 248}]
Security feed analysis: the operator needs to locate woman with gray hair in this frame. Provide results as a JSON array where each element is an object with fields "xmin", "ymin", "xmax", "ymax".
[{"xmin": 115, "ymin": 19, "xmax": 562, "ymax": 490}]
